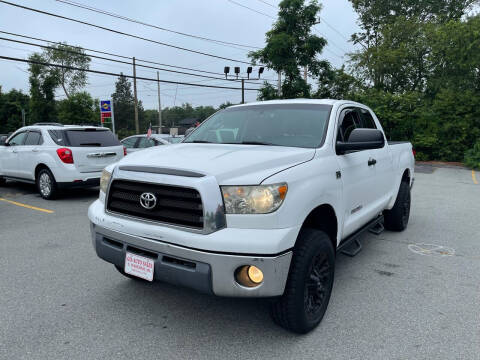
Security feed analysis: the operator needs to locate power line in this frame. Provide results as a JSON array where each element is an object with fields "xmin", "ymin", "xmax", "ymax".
[
  {"xmin": 0, "ymin": 35, "xmax": 270, "ymax": 85},
  {"xmin": 0, "ymin": 55, "xmax": 262, "ymax": 91},
  {"xmin": 0, "ymin": 0, "xmax": 257, "ymax": 65},
  {"xmin": 56, "ymin": 0, "xmax": 263, "ymax": 51},
  {"xmin": 0, "ymin": 31, "xmax": 275, "ymax": 86},
  {"xmin": 0, "ymin": 30, "xmax": 226, "ymax": 76},
  {"xmin": 227, "ymin": 0, "xmax": 275, "ymax": 18}
]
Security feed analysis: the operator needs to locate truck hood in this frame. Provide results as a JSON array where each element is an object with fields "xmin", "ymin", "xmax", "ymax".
[{"xmin": 116, "ymin": 143, "xmax": 315, "ymax": 184}]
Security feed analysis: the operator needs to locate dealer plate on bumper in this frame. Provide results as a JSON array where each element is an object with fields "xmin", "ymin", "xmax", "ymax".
[{"xmin": 125, "ymin": 252, "xmax": 154, "ymax": 281}]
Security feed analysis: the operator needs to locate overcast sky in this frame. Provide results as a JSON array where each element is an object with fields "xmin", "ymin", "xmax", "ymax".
[{"xmin": 0, "ymin": 0, "xmax": 360, "ymax": 109}]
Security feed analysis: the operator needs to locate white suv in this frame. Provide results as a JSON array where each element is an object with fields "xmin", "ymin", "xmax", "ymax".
[{"xmin": 0, "ymin": 123, "xmax": 125, "ymax": 199}]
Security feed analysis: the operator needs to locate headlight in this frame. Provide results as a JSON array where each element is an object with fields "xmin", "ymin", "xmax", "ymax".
[
  {"xmin": 221, "ymin": 183, "xmax": 287, "ymax": 214},
  {"xmin": 99, "ymin": 169, "xmax": 111, "ymax": 194}
]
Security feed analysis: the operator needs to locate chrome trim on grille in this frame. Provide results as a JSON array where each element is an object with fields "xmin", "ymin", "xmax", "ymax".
[
  {"xmin": 105, "ymin": 166, "xmax": 226, "ymax": 235},
  {"xmin": 119, "ymin": 166, "xmax": 205, "ymax": 178}
]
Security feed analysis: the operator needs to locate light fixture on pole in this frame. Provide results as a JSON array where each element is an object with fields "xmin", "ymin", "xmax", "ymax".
[
  {"xmin": 224, "ymin": 66, "xmax": 230, "ymax": 79},
  {"xmin": 258, "ymin": 67, "xmax": 264, "ymax": 79},
  {"xmin": 246, "ymin": 67, "xmax": 252, "ymax": 79},
  {"xmin": 234, "ymin": 66, "xmax": 240, "ymax": 79}
]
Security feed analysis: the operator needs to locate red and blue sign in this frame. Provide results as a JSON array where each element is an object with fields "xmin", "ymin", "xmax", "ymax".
[{"xmin": 100, "ymin": 100, "xmax": 112, "ymax": 123}]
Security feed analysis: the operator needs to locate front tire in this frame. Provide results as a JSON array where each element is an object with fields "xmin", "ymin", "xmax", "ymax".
[
  {"xmin": 36, "ymin": 168, "xmax": 57, "ymax": 200},
  {"xmin": 271, "ymin": 229, "xmax": 335, "ymax": 334},
  {"xmin": 384, "ymin": 180, "xmax": 411, "ymax": 231},
  {"xmin": 0, "ymin": 177, "xmax": 6, "ymax": 186}
]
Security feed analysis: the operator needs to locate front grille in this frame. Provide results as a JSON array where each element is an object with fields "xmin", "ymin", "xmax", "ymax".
[{"xmin": 107, "ymin": 180, "xmax": 204, "ymax": 229}]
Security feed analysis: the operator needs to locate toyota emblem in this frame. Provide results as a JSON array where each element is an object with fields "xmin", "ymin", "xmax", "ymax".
[{"xmin": 139, "ymin": 192, "xmax": 157, "ymax": 210}]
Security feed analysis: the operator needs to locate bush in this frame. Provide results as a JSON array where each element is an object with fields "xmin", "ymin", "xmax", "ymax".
[{"xmin": 464, "ymin": 141, "xmax": 480, "ymax": 170}]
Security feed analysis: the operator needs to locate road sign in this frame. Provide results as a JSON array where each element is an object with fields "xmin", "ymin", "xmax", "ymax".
[
  {"xmin": 100, "ymin": 100, "xmax": 111, "ymax": 112},
  {"xmin": 100, "ymin": 100, "xmax": 115, "ymax": 133}
]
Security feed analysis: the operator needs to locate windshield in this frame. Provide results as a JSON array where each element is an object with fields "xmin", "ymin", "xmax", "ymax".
[{"xmin": 184, "ymin": 104, "xmax": 332, "ymax": 148}]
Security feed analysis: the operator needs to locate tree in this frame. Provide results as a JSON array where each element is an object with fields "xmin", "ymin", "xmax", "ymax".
[
  {"xmin": 315, "ymin": 65, "xmax": 362, "ymax": 99},
  {"xmin": 28, "ymin": 53, "xmax": 58, "ymax": 123},
  {"xmin": 0, "ymin": 89, "xmax": 30, "ymax": 132},
  {"xmin": 45, "ymin": 43, "xmax": 90, "ymax": 99},
  {"xmin": 112, "ymin": 73, "xmax": 135, "ymax": 132},
  {"xmin": 56, "ymin": 92, "xmax": 99, "ymax": 125},
  {"xmin": 249, "ymin": 0, "xmax": 329, "ymax": 99}
]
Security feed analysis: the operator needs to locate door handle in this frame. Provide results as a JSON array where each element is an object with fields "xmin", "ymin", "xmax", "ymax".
[
  {"xmin": 368, "ymin": 158, "xmax": 377, "ymax": 166},
  {"xmin": 12, "ymin": 149, "xmax": 17, "ymax": 153},
  {"xmin": 32, "ymin": 148, "xmax": 39, "ymax": 152}
]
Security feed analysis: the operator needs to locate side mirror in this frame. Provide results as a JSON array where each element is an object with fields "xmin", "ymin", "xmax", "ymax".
[{"xmin": 336, "ymin": 128, "xmax": 384, "ymax": 155}]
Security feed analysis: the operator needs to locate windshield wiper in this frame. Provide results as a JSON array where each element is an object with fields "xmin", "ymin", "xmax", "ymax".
[
  {"xmin": 234, "ymin": 141, "xmax": 275, "ymax": 146},
  {"xmin": 189, "ymin": 140, "xmax": 212, "ymax": 143}
]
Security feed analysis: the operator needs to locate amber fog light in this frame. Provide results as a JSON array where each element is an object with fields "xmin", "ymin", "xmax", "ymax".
[{"xmin": 235, "ymin": 265, "xmax": 264, "ymax": 287}]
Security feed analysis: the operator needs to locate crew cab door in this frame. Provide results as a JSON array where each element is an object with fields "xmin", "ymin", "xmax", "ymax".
[
  {"xmin": 357, "ymin": 108, "xmax": 394, "ymax": 212},
  {"xmin": 335, "ymin": 108, "xmax": 377, "ymax": 238},
  {"xmin": 2, "ymin": 131, "xmax": 27, "ymax": 178}
]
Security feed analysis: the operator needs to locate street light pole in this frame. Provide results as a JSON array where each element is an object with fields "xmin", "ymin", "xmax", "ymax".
[{"xmin": 241, "ymin": 78, "xmax": 245, "ymax": 104}]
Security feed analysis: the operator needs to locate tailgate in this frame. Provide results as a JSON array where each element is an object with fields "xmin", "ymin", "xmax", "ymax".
[
  {"xmin": 61, "ymin": 128, "xmax": 123, "ymax": 173},
  {"xmin": 73, "ymin": 146, "xmax": 123, "ymax": 173}
]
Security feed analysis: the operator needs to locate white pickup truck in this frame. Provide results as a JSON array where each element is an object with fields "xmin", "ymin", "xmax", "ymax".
[{"xmin": 88, "ymin": 99, "xmax": 414, "ymax": 334}]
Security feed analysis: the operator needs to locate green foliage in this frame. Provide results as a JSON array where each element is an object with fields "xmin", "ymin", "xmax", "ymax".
[
  {"xmin": 249, "ymin": 0, "xmax": 328, "ymax": 99},
  {"xmin": 464, "ymin": 141, "xmax": 480, "ymax": 169},
  {"xmin": 0, "ymin": 89, "xmax": 30, "ymax": 132},
  {"xmin": 56, "ymin": 92, "xmax": 99, "ymax": 125},
  {"xmin": 45, "ymin": 43, "xmax": 90, "ymax": 98},
  {"xmin": 28, "ymin": 53, "xmax": 57, "ymax": 123}
]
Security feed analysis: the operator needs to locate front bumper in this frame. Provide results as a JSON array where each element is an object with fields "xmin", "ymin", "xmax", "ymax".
[{"xmin": 91, "ymin": 223, "xmax": 292, "ymax": 297}]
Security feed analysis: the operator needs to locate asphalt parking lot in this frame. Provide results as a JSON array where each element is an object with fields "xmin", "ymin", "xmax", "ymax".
[{"xmin": 0, "ymin": 165, "xmax": 479, "ymax": 360}]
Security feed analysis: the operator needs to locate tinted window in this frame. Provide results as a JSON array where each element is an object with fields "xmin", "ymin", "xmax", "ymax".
[
  {"xmin": 337, "ymin": 110, "xmax": 361, "ymax": 142},
  {"xmin": 358, "ymin": 108, "xmax": 377, "ymax": 129},
  {"xmin": 8, "ymin": 132, "xmax": 27, "ymax": 146},
  {"xmin": 121, "ymin": 137, "xmax": 138, "ymax": 149},
  {"xmin": 137, "ymin": 137, "xmax": 156, "ymax": 148},
  {"xmin": 185, "ymin": 104, "xmax": 332, "ymax": 148},
  {"xmin": 24, "ymin": 131, "xmax": 42, "ymax": 145},
  {"xmin": 48, "ymin": 130, "xmax": 68, "ymax": 146}
]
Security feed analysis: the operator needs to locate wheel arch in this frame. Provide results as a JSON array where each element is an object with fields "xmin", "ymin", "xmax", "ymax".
[
  {"xmin": 35, "ymin": 163, "xmax": 52, "ymax": 180},
  {"xmin": 299, "ymin": 204, "xmax": 338, "ymax": 251}
]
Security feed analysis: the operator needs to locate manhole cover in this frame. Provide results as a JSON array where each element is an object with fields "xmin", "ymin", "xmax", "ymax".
[{"xmin": 408, "ymin": 243, "xmax": 455, "ymax": 257}]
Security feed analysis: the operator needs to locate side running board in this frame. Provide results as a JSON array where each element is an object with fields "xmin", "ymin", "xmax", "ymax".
[{"xmin": 337, "ymin": 215, "xmax": 384, "ymax": 257}]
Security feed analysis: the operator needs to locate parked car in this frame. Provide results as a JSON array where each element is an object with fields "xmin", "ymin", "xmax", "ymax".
[
  {"xmin": 0, "ymin": 124, "xmax": 124, "ymax": 199},
  {"xmin": 121, "ymin": 134, "xmax": 170, "ymax": 154},
  {"xmin": 156, "ymin": 134, "xmax": 184, "ymax": 144},
  {"xmin": 88, "ymin": 99, "xmax": 414, "ymax": 334},
  {"xmin": 0, "ymin": 134, "xmax": 9, "ymax": 145}
]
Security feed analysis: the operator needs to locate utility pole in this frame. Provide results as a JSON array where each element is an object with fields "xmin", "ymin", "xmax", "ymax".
[
  {"xmin": 304, "ymin": 67, "xmax": 307, "ymax": 82},
  {"xmin": 241, "ymin": 78, "xmax": 245, "ymax": 104},
  {"xmin": 277, "ymin": 71, "xmax": 282, "ymax": 97},
  {"xmin": 157, "ymin": 71, "xmax": 162, "ymax": 134},
  {"xmin": 132, "ymin": 57, "xmax": 139, "ymax": 134},
  {"xmin": 21, "ymin": 108, "xmax": 25, "ymax": 127}
]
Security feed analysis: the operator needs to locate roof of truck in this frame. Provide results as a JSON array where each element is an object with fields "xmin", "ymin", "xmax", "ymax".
[
  {"xmin": 230, "ymin": 99, "xmax": 362, "ymax": 108},
  {"xmin": 18, "ymin": 125, "xmax": 108, "ymax": 131}
]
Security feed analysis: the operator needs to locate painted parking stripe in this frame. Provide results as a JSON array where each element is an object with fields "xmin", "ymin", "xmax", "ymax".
[
  {"xmin": 0, "ymin": 198, "xmax": 54, "ymax": 214},
  {"xmin": 473, "ymin": 170, "xmax": 478, "ymax": 185}
]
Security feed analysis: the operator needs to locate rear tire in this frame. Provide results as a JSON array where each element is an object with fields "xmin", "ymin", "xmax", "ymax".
[
  {"xmin": 0, "ymin": 177, "xmax": 6, "ymax": 186},
  {"xmin": 36, "ymin": 168, "xmax": 58, "ymax": 200},
  {"xmin": 270, "ymin": 229, "xmax": 335, "ymax": 334},
  {"xmin": 384, "ymin": 180, "xmax": 411, "ymax": 231}
]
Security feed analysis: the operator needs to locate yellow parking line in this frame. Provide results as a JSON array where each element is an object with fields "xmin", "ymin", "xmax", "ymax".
[
  {"xmin": 473, "ymin": 170, "xmax": 478, "ymax": 185},
  {"xmin": 0, "ymin": 198, "xmax": 54, "ymax": 213}
]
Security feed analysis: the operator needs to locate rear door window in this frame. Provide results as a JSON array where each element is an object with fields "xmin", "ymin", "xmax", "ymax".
[
  {"xmin": 121, "ymin": 137, "xmax": 138, "ymax": 149},
  {"xmin": 24, "ymin": 131, "xmax": 43, "ymax": 145},
  {"xmin": 137, "ymin": 137, "xmax": 156, "ymax": 148},
  {"xmin": 358, "ymin": 108, "xmax": 377, "ymax": 129},
  {"xmin": 337, "ymin": 110, "xmax": 361, "ymax": 142}
]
